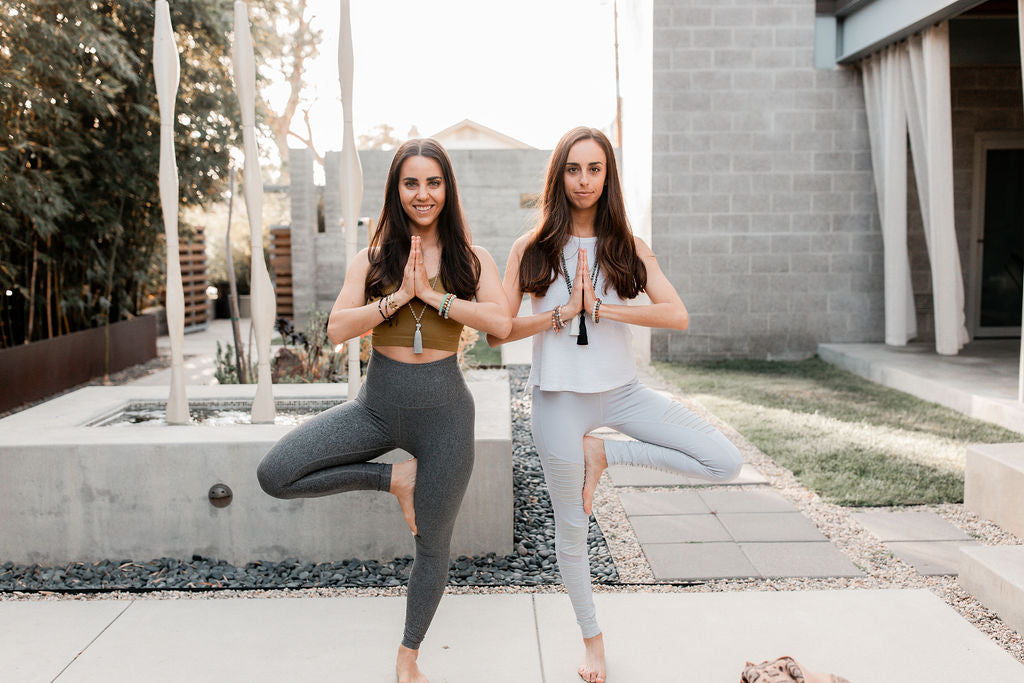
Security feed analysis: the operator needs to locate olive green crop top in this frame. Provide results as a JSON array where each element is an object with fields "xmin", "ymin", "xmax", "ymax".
[{"xmin": 372, "ymin": 278, "xmax": 464, "ymax": 352}]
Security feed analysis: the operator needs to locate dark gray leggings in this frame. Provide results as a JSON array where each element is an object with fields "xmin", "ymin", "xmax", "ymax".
[{"xmin": 257, "ymin": 350, "xmax": 475, "ymax": 650}]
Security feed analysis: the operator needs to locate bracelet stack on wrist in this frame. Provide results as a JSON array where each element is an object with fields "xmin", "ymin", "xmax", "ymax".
[
  {"xmin": 552, "ymin": 304, "xmax": 567, "ymax": 332},
  {"xmin": 593, "ymin": 298, "xmax": 602, "ymax": 324},
  {"xmin": 439, "ymin": 293, "xmax": 456, "ymax": 319}
]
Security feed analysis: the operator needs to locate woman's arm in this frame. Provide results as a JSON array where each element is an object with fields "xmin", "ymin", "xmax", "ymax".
[
  {"xmin": 326, "ymin": 248, "xmax": 415, "ymax": 345},
  {"xmin": 581, "ymin": 236, "xmax": 688, "ymax": 331},
  {"xmin": 412, "ymin": 242, "xmax": 513, "ymax": 338}
]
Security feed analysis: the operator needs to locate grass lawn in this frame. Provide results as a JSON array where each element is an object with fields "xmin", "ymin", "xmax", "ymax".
[
  {"xmin": 463, "ymin": 335, "xmax": 502, "ymax": 367},
  {"xmin": 655, "ymin": 357, "xmax": 1022, "ymax": 507}
]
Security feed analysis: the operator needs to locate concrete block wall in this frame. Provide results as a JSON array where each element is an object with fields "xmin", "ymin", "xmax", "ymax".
[
  {"xmin": 906, "ymin": 65, "xmax": 1024, "ymax": 343},
  {"xmin": 651, "ymin": 0, "xmax": 879, "ymax": 359},
  {"xmin": 302, "ymin": 149, "xmax": 551, "ymax": 313}
]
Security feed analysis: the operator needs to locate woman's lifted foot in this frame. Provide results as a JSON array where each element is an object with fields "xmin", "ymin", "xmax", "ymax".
[
  {"xmin": 390, "ymin": 458, "xmax": 418, "ymax": 535},
  {"xmin": 578, "ymin": 632, "xmax": 607, "ymax": 683},
  {"xmin": 582, "ymin": 436, "xmax": 607, "ymax": 516},
  {"xmin": 396, "ymin": 644, "xmax": 429, "ymax": 683}
]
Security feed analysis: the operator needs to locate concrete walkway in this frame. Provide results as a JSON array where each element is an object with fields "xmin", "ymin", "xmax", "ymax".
[
  {"xmin": 818, "ymin": 339, "xmax": 1024, "ymax": 434},
  {"xmin": 4, "ymin": 590, "xmax": 1023, "ymax": 682}
]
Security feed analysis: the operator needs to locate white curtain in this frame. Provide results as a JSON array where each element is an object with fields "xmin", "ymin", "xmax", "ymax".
[
  {"xmin": 861, "ymin": 45, "xmax": 916, "ymax": 346},
  {"xmin": 860, "ymin": 21, "xmax": 969, "ymax": 355},
  {"xmin": 902, "ymin": 22, "xmax": 969, "ymax": 355}
]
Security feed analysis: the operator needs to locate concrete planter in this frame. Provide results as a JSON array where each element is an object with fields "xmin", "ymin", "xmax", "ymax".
[
  {"xmin": 0, "ymin": 377, "xmax": 512, "ymax": 565},
  {"xmin": 0, "ymin": 315, "xmax": 157, "ymax": 414}
]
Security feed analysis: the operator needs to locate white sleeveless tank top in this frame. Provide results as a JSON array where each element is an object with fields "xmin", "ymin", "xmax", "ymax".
[{"xmin": 527, "ymin": 236, "xmax": 637, "ymax": 393}]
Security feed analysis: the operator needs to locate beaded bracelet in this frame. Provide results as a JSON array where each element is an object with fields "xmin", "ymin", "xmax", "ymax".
[
  {"xmin": 440, "ymin": 293, "xmax": 456, "ymax": 319},
  {"xmin": 377, "ymin": 296, "xmax": 390, "ymax": 322},
  {"xmin": 593, "ymin": 298, "xmax": 602, "ymax": 324},
  {"xmin": 553, "ymin": 304, "xmax": 567, "ymax": 332}
]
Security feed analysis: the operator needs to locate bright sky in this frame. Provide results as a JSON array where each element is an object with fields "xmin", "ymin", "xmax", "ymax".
[{"xmin": 263, "ymin": 0, "xmax": 618, "ymax": 154}]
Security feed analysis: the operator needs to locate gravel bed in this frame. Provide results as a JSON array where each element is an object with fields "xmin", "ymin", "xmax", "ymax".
[{"xmin": 0, "ymin": 365, "xmax": 616, "ymax": 593}]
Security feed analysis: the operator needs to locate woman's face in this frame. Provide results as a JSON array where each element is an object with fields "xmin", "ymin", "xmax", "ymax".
[
  {"xmin": 563, "ymin": 138, "xmax": 606, "ymax": 211},
  {"xmin": 398, "ymin": 155, "xmax": 446, "ymax": 231}
]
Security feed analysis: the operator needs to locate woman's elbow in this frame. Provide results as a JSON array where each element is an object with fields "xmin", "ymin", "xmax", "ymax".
[
  {"xmin": 486, "ymin": 333, "xmax": 504, "ymax": 348},
  {"xmin": 492, "ymin": 315, "xmax": 513, "ymax": 340},
  {"xmin": 674, "ymin": 309, "xmax": 689, "ymax": 331}
]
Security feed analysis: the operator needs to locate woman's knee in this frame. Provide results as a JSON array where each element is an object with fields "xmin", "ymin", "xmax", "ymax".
[
  {"xmin": 711, "ymin": 441, "xmax": 744, "ymax": 483},
  {"xmin": 256, "ymin": 450, "xmax": 293, "ymax": 499}
]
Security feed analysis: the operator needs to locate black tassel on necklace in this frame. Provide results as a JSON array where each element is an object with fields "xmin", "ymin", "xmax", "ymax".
[{"xmin": 577, "ymin": 314, "xmax": 588, "ymax": 345}]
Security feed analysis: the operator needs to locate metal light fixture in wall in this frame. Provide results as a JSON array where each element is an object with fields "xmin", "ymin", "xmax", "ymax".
[{"xmin": 208, "ymin": 484, "xmax": 233, "ymax": 508}]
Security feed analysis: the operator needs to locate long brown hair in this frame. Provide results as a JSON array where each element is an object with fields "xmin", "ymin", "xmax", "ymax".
[
  {"xmin": 518, "ymin": 127, "xmax": 646, "ymax": 299},
  {"xmin": 365, "ymin": 139, "xmax": 481, "ymax": 300}
]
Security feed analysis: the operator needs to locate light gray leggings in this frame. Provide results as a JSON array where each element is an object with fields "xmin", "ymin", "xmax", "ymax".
[
  {"xmin": 531, "ymin": 379, "xmax": 743, "ymax": 638},
  {"xmin": 257, "ymin": 351, "xmax": 475, "ymax": 650}
]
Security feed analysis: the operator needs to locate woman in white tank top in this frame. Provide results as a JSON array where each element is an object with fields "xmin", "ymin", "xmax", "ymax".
[{"xmin": 488, "ymin": 127, "xmax": 743, "ymax": 683}]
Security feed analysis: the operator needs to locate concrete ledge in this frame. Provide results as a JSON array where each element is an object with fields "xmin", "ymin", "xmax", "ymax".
[
  {"xmin": 965, "ymin": 443, "xmax": 1024, "ymax": 540},
  {"xmin": 960, "ymin": 545, "xmax": 1024, "ymax": 638},
  {"xmin": 818, "ymin": 342, "xmax": 1024, "ymax": 434},
  {"xmin": 0, "ymin": 375, "xmax": 512, "ymax": 564}
]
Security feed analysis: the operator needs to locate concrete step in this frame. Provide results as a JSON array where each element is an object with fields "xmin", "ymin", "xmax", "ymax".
[
  {"xmin": 965, "ymin": 443, "xmax": 1024, "ymax": 540},
  {"xmin": 959, "ymin": 545, "xmax": 1024, "ymax": 637}
]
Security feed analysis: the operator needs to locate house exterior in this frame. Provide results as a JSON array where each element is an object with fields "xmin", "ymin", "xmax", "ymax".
[{"xmin": 619, "ymin": 0, "xmax": 1022, "ymax": 360}]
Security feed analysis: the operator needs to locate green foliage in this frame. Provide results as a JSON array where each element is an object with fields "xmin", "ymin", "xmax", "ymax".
[{"xmin": 0, "ymin": 0, "xmax": 280, "ymax": 347}]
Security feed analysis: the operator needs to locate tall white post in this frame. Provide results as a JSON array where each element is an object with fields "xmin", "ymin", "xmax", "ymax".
[
  {"xmin": 338, "ymin": 0, "xmax": 364, "ymax": 399},
  {"xmin": 153, "ymin": 1, "xmax": 188, "ymax": 424},
  {"xmin": 232, "ymin": 1, "xmax": 276, "ymax": 422}
]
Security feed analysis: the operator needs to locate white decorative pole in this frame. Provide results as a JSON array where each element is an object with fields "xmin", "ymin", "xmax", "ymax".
[
  {"xmin": 232, "ymin": 1, "xmax": 276, "ymax": 422},
  {"xmin": 338, "ymin": 0, "xmax": 363, "ymax": 399},
  {"xmin": 153, "ymin": 1, "xmax": 188, "ymax": 424}
]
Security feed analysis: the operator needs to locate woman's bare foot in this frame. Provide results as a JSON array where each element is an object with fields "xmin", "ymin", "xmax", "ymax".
[
  {"xmin": 578, "ymin": 632, "xmax": 606, "ymax": 682},
  {"xmin": 582, "ymin": 436, "xmax": 607, "ymax": 516},
  {"xmin": 390, "ymin": 458, "xmax": 418, "ymax": 535},
  {"xmin": 396, "ymin": 644, "xmax": 429, "ymax": 683}
]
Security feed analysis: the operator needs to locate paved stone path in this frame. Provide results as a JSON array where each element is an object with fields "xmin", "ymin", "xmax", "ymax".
[{"xmin": 850, "ymin": 509, "xmax": 981, "ymax": 576}]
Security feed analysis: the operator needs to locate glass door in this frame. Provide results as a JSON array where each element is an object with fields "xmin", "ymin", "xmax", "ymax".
[{"xmin": 971, "ymin": 135, "xmax": 1023, "ymax": 338}]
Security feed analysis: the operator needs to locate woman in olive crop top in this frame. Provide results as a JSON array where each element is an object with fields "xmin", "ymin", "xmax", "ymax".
[{"xmin": 258, "ymin": 138, "xmax": 511, "ymax": 683}]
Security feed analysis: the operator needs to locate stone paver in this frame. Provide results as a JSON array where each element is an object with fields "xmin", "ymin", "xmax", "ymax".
[
  {"xmin": 607, "ymin": 463, "xmax": 767, "ymax": 487},
  {"xmin": 618, "ymin": 490, "xmax": 708, "ymax": 516},
  {"xmin": 717, "ymin": 512, "xmax": 829, "ymax": 543},
  {"xmin": 643, "ymin": 542, "xmax": 758, "ymax": 580},
  {"xmin": 850, "ymin": 510, "xmax": 973, "ymax": 541},
  {"xmin": 887, "ymin": 540, "xmax": 982, "ymax": 576},
  {"xmin": 740, "ymin": 542, "xmax": 864, "ymax": 578},
  {"xmin": 698, "ymin": 488, "xmax": 795, "ymax": 513},
  {"xmin": 629, "ymin": 514, "xmax": 731, "ymax": 544}
]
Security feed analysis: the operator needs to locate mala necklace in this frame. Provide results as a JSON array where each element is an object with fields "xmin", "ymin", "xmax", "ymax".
[
  {"xmin": 409, "ymin": 273, "xmax": 440, "ymax": 354},
  {"xmin": 559, "ymin": 246, "xmax": 599, "ymax": 346}
]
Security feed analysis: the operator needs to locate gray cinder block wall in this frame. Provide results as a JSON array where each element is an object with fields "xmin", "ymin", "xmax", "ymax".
[
  {"xmin": 293, "ymin": 149, "xmax": 552, "ymax": 316},
  {"xmin": 650, "ymin": 0, "xmax": 879, "ymax": 360}
]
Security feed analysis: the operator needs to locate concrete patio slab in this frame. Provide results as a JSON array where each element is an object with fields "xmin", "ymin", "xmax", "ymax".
[
  {"xmin": 629, "ymin": 514, "xmax": 732, "ymax": 544},
  {"xmin": 818, "ymin": 340, "xmax": 1024, "ymax": 434},
  {"xmin": 886, "ymin": 540, "xmax": 982, "ymax": 576},
  {"xmin": 740, "ymin": 542, "xmax": 865, "ymax": 578},
  {"xmin": 643, "ymin": 542, "xmax": 758, "ymax": 580},
  {"xmin": 718, "ymin": 512, "xmax": 829, "ymax": 543},
  {"xmin": 850, "ymin": 510, "xmax": 973, "ymax": 542},
  {"xmin": 698, "ymin": 488, "xmax": 796, "ymax": 513},
  {"xmin": 57, "ymin": 595, "xmax": 541, "ymax": 683},
  {"xmin": 535, "ymin": 590, "xmax": 1024, "ymax": 683},
  {"xmin": 617, "ymin": 490, "xmax": 709, "ymax": 516},
  {"xmin": 607, "ymin": 463, "xmax": 767, "ymax": 487},
  {"xmin": 0, "ymin": 600, "xmax": 129, "ymax": 682}
]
